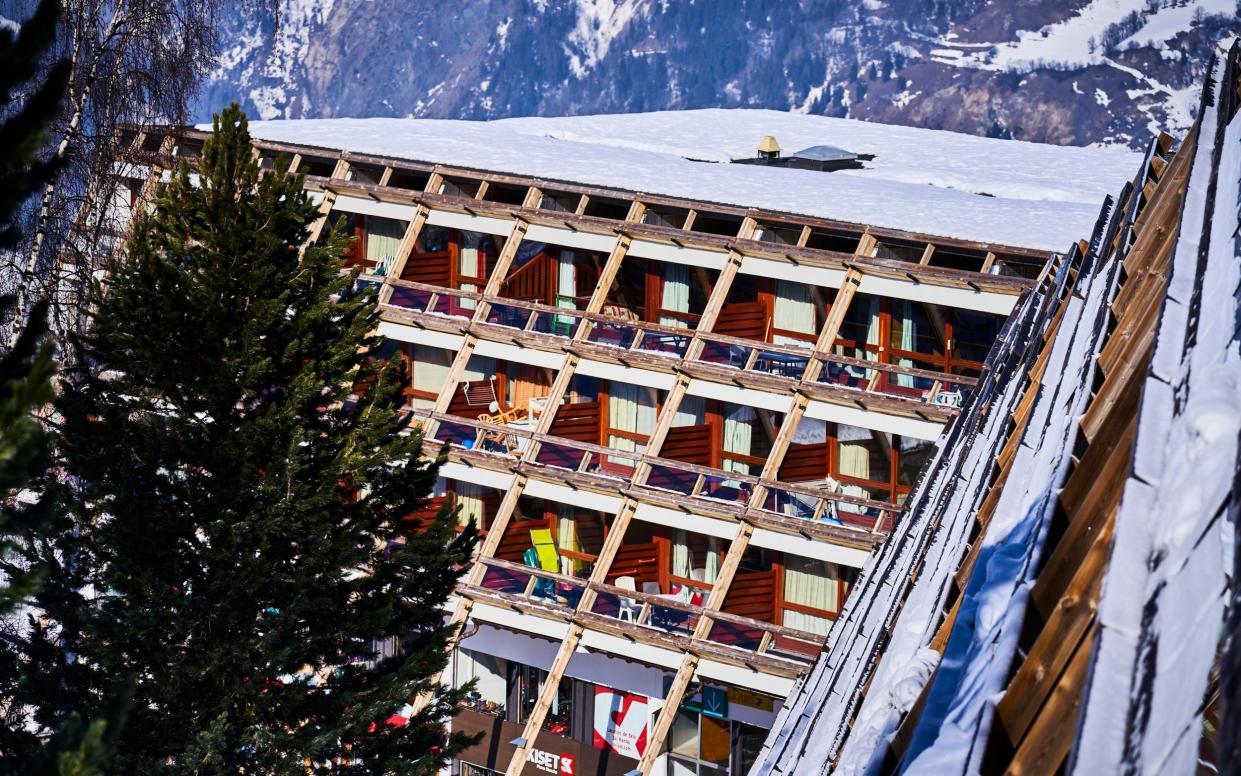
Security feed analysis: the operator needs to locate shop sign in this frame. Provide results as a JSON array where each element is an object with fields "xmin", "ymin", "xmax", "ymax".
[
  {"xmin": 526, "ymin": 747, "xmax": 576, "ymax": 775},
  {"xmin": 726, "ymin": 686, "xmax": 775, "ymax": 712},
  {"xmin": 663, "ymin": 677, "xmax": 729, "ymax": 719},
  {"xmin": 593, "ymin": 687, "xmax": 649, "ymax": 759}
]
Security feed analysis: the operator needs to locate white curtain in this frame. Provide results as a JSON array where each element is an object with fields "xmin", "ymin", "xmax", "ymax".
[
  {"xmin": 607, "ymin": 382, "xmax": 655, "ymax": 462},
  {"xmin": 773, "ymin": 280, "xmax": 816, "ymax": 342},
  {"xmin": 703, "ymin": 536, "xmax": 720, "ymax": 584},
  {"xmin": 895, "ymin": 300, "xmax": 917, "ymax": 388},
  {"xmin": 672, "ymin": 532, "xmax": 718, "ymax": 586},
  {"xmin": 838, "ymin": 423, "xmax": 873, "ymax": 503},
  {"xmin": 365, "ymin": 216, "xmax": 406, "ymax": 274},
  {"xmin": 456, "ymin": 648, "xmax": 506, "ymax": 703},
  {"xmin": 556, "ymin": 503, "xmax": 584, "ymax": 574},
  {"xmin": 556, "ymin": 504, "xmax": 577, "ymax": 551},
  {"xmin": 792, "ymin": 416, "xmax": 827, "ymax": 445},
  {"xmin": 783, "ymin": 555, "xmax": 840, "ymax": 636},
  {"xmin": 672, "ymin": 394, "xmax": 705, "ymax": 427},
  {"xmin": 412, "ymin": 345, "xmax": 452, "ymax": 409},
  {"xmin": 672, "ymin": 528, "xmax": 692, "ymax": 581},
  {"xmin": 660, "ymin": 263, "xmax": 691, "ymax": 328},
  {"xmin": 558, "ymin": 251, "xmax": 578, "ymax": 307},
  {"xmin": 458, "ymin": 237, "xmax": 482, "ymax": 310},
  {"xmin": 455, "ymin": 482, "xmax": 486, "ymax": 529},
  {"xmin": 857, "ymin": 296, "xmax": 881, "ymax": 361},
  {"xmin": 723, "ymin": 404, "xmax": 756, "ymax": 475}
]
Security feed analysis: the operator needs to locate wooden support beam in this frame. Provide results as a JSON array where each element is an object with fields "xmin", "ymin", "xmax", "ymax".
[
  {"xmin": 804, "ymin": 267, "xmax": 863, "ymax": 383},
  {"xmin": 919, "ymin": 243, "xmax": 935, "ymax": 265},
  {"xmin": 583, "ymin": 233, "xmax": 632, "ymax": 316},
  {"xmin": 694, "ymin": 523, "xmax": 755, "ymax": 634},
  {"xmin": 304, "ymin": 158, "xmax": 350, "ymax": 249},
  {"xmin": 482, "ymin": 220, "xmax": 531, "ymax": 298},
  {"xmin": 1004, "ymin": 629, "xmax": 1095, "ymax": 774},
  {"xmin": 637, "ymin": 656, "xmax": 701, "ymax": 775},
  {"xmin": 855, "ymin": 230, "xmax": 878, "ymax": 258},
  {"xmin": 504, "ymin": 626, "xmax": 585, "ymax": 775},
  {"xmin": 797, "ymin": 225, "xmax": 812, "ymax": 249},
  {"xmin": 379, "ymin": 202, "xmax": 432, "ymax": 304}
]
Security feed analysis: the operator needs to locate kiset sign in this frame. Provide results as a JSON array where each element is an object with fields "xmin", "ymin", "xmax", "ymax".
[{"xmin": 526, "ymin": 747, "xmax": 576, "ymax": 775}]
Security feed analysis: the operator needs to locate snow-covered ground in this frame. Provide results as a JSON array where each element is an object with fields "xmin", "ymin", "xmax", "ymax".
[{"xmin": 231, "ymin": 109, "xmax": 1139, "ymax": 252}]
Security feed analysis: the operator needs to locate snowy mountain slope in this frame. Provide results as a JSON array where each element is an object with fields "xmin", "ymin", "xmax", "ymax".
[{"xmin": 194, "ymin": 0, "xmax": 1241, "ymax": 148}]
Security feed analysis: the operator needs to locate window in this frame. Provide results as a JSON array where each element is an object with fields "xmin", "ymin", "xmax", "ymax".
[
  {"xmin": 363, "ymin": 215, "xmax": 406, "ymax": 275},
  {"xmin": 781, "ymin": 555, "xmax": 848, "ymax": 636},
  {"xmin": 456, "ymin": 648, "xmax": 506, "ymax": 718},
  {"xmin": 601, "ymin": 258, "xmax": 717, "ymax": 326},
  {"xmin": 408, "ymin": 344, "xmax": 453, "ymax": 409},
  {"xmin": 512, "ymin": 665, "xmax": 575, "ymax": 738},
  {"xmin": 666, "ymin": 707, "xmax": 765, "ymax": 776},
  {"xmin": 554, "ymin": 506, "xmax": 608, "ymax": 577},
  {"xmin": 603, "ymin": 380, "xmax": 659, "ymax": 467},
  {"xmin": 721, "ymin": 401, "xmax": 772, "ymax": 476}
]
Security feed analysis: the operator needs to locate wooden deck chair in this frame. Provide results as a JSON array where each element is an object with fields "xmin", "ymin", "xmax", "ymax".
[
  {"xmin": 529, "ymin": 529, "xmax": 560, "ymax": 573},
  {"xmin": 462, "ymin": 378, "xmax": 498, "ymax": 407}
]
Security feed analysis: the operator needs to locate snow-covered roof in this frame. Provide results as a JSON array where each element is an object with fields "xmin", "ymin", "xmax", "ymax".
[{"xmin": 226, "ymin": 109, "xmax": 1141, "ymax": 252}]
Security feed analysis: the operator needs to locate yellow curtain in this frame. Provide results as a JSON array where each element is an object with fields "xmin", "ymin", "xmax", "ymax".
[
  {"xmin": 783, "ymin": 555, "xmax": 840, "ymax": 636},
  {"xmin": 455, "ymin": 482, "xmax": 486, "ymax": 530},
  {"xmin": 507, "ymin": 363, "xmax": 546, "ymax": 414}
]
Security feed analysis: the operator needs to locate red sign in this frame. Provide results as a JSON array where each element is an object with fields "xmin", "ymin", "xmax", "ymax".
[{"xmin": 592, "ymin": 688, "xmax": 649, "ymax": 759}]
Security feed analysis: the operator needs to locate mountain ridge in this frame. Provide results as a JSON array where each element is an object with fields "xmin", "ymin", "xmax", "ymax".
[{"xmin": 195, "ymin": 0, "xmax": 1241, "ymax": 149}]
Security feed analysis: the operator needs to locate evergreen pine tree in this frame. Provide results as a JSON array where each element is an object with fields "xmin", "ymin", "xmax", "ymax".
[
  {"xmin": 7, "ymin": 104, "xmax": 478, "ymax": 774},
  {"xmin": 0, "ymin": 4, "xmax": 118, "ymax": 774},
  {"xmin": 0, "ymin": 0, "xmax": 69, "ymax": 606}
]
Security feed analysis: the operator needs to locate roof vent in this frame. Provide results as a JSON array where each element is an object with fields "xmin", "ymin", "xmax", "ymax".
[
  {"xmin": 733, "ymin": 140, "xmax": 873, "ymax": 172},
  {"xmin": 757, "ymin": 135, "xmax": 782, "ymax": 159}
]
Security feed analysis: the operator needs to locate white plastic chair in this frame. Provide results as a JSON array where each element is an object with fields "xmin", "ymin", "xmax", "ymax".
[{"xmin": 615, "ymin": 575, "xmax": 638, "ymax": 622}]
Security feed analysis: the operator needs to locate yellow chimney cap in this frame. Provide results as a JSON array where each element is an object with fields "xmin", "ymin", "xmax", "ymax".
[{"xmin": 757, "ymin": 135, "xmax": 782, "ymax": 153}]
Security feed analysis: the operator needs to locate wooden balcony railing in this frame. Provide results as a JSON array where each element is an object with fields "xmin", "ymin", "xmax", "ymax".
[
  {"xmin": 412, "ymin": 409, "xmax": 899, "ymax": 535},
  {"xmin": 471, "ymin": 556, "xmax": 824, "ymax": 667},
  {"xmin": 370, "ymin": 274, "xmax": 975, "ymax": 413}
]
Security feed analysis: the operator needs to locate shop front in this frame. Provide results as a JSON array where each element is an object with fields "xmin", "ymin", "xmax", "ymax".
[{"xmin": 454, "ymin": 709, "xmax": 640, "ymax": 776}]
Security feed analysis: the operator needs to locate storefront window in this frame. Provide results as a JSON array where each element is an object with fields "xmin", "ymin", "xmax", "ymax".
[
  {"xmin": 513, "ymin": 665, "xmax": 575, "ymax": 737},
  {"xmin": 456, "ymin": 648, "xmax": 506, "ymax": 718},
  {"xmin": 667, "ymin": 706, "xmax": 751, "ymax": 775}
]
